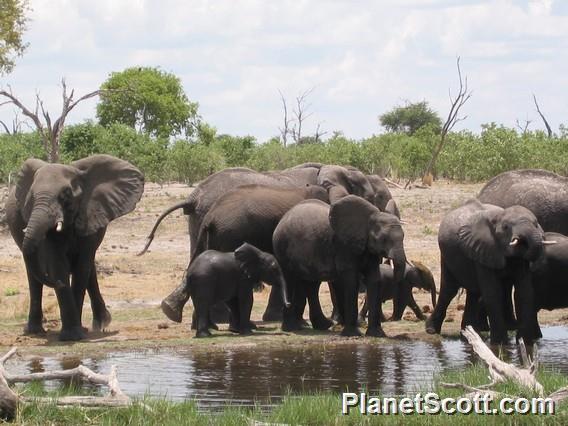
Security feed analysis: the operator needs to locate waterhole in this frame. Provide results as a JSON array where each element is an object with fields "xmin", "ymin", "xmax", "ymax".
[{"xmin": 7, "ymin": 326, "xmax": 568, "ymax": 410}]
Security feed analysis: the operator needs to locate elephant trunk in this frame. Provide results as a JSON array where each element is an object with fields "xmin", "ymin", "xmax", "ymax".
[
  {"xmin": 523, "ymin": 228, "xmax": 545, "ymax": 262},
  {"xmin": 388, "ymin": 247, "xmax": 407, "ymax": 284},
  {"xmin": 275, "ymin": 275, "xmax": 291, "ymax": 309}
]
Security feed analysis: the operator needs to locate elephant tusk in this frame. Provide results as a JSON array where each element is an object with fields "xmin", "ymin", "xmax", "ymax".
[
  {"xmin": 56, "ymin": 221, "xmax": 63, "ymax": 232},
  {"xmin": 385, "ymin": 258, "xmax": 394, "ymax": 269},
  {"xmin": 22, "ymin": 227, "xmax": 28, "ymax": 234},
  {"xmin": 399, "ymin": 219, "xmax": 408, "ymax": 224},
  {"xmin": 542, "ymin": 240, "xmax": 558, "ymax": 245},
  {"xmin": 509, "ymin": 238, "xmax": 519, "ymax": 246}
]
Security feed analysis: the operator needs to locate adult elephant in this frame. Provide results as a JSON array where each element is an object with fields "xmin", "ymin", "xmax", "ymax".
[
  {"xmin": 425, "ymin": 199, "xmax": 550, "ymax": 344},
  {"xmin": 141, "ymin": 164, "xmax": 383, "ymax": 321},
  {"xmin": 5, "ymin": 155, "xmax": 144, "ymax": 341},
  {"xmin": 160, "ymin": 184, "xmax": 329, "ymax": 323},
  {"xmin": 273, "ymin": 195, "xmax": 407, "ymax": 336}
]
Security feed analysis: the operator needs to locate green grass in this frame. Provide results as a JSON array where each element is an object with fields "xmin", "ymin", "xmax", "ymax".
[
  {"xmin": 10, "ymin": 364, "xmax": 568, "ymax": 425},
  {"xmin": 4, "ymin": 287, "xmax": 20, "ymax": 296}
]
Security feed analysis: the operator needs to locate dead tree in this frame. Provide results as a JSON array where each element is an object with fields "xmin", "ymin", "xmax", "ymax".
[
  {"xmin": 422, "ymin": 57, "xmax": 472, "ymax": 185},
  {"xmin": 291, "ymin": 87, "xmax": 314, "ymax": 144},
  {"xmin": 533, "ymin": 94, "xmax": 553, "ymax": 138},
  {"xmin": 0, "ymin": 347, "xmax": 131, "ymax": 421},
  {"xmin": 277, "ymin": 89, "xmax": 292, "ymax": 147},
  {"xmin": 314, "ymin": 122, "xmax": 328, "ymax": 143},
  {"xmin": 515, "ymin": 117, "xmax": 532, "ymax": 135},
  {"xmin": 0, "ymin": 79, "xmax": 100, "ymax": 162}
]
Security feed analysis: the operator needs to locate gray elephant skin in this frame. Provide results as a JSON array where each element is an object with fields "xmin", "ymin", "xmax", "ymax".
[
  {"xmin": 273, "ymin": 195, "xmax": 407, "ymax": 337},
  {"xmin": 142, "ymin": 163, "xmax": 399, "ymax": 322},
  {"xmin": 359, "ymin": 260, "xmax": 436, "ymax": 322},
  {"xmin": 478, "ymin": 169, "xmax": 568, "ymax": 234},
  {"xmin": 176, "ymin": 243, "xmax": 290, "ymax": 338},
  {"xmin": 425, "ymin": 199, "xmax": 547, "ymax": 344},
  {"xmin": 5, "ymin": 155, "xmax": 144, "ymax": 341},
  {"xmin": 160, "ymin": 183, "xmax": 328, "ymax": 324}
]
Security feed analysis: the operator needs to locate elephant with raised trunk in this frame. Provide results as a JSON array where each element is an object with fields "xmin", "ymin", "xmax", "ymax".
[
  {"xmin": 177, "ymin": 243, "xmax": 290, "ymax": 338},
  {"xmin": 160, "ymin": 183, "xmax": 328, "ymax": 324},
  {"xmin": 273, "ymin": 195, "xmax": 407, "ymax": 337},
  {"xmin": 425, "ymin": 199, "xmax": 551, "ymax": 344},
  {"xmin": 5, "ymin": 155, "xmax": 144, "ymax": 341}
]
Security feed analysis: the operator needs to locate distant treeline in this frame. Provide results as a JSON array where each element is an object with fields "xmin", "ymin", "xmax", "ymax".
[{"xmin": 1, "ymin": 121, "xmax": 566, "ymax": 184}]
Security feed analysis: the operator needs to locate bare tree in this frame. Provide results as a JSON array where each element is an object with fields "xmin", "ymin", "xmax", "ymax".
[
  {"xmin": 422, "ymin": 57, "xmax": 472, "ymax": 184},
  {"xmin": 0, "ymin": 109, "xmax": 25, "ymax": 135},
  {"xmin": 533, "ymin": 94, "xmax": 552, "ymax": 138},
  {"xmin": 515, "ymin": 117, "xmax": 532, "ymax": 135},
  {"xmin": 291, "ymin": 87, "xmax": 314, "ymax": 144},
  {"xmin": 277, "ymin": 89, "xmax": 291, "ymax": 147},
  {"xmin": 314, "ymin": 121, "xmax": 328, "ymax": 143},
  {"xmin": 0, "ymin": 78, "xmax": 100, "ymax": 162}
]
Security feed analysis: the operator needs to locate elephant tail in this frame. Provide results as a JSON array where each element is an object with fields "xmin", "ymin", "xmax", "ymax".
[{"xmin": 137, "ymin": 199, "xmax": 194, "ymax": 256}]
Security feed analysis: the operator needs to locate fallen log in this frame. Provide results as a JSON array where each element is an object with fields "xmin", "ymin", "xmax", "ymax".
[{"xmin": 0, "ymin": 347, "xmax": 131, "ymax": 421}]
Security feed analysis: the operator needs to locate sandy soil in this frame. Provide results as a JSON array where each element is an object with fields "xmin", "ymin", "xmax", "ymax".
[{"xmin": 1, "ymin": 180, "xmax": 567, "ymax": 354}]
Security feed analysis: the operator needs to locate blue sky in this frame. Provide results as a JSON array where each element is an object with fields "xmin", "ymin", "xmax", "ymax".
[{"xmin": 1, "ymin": 0, "xmax": 566, "ymax": 141}]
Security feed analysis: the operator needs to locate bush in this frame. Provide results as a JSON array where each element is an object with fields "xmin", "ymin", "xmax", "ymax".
[
  {"xmin": 0, "ymin": 133, "xmax": 44, "ymax": 183},
  {"xmin": 167, "ymin": 140, "xmax": 226, "ymax": 184}
]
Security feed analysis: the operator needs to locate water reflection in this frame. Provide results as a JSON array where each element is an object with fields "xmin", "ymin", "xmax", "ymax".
[{"xmin": 7, "ymin": 326, "xmax": 568, "ymax": 408}]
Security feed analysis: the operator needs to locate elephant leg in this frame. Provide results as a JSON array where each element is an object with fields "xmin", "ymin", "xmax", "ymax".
[
  {"xmin": 513, "ymin": 270, "xmax": 541, "ymax": 344},
  {"xmin": 340, "ymin": 271, "xmax": 362, "ymax": 337},
  {"xmin": 408, "ymin": 295, "xmax": 426, "ymax": 321},
  {"xmin": 238, "ymin": 290, "xmax": 254, "ymax": 335},
  {"xmin": 425, "ymin": 261, "xmax": 458, "ymax": 335},
  {"xmin": 54, "ymin": 280, "xmax": 86, "ymax": 341},
  {"xmin": 193, "ymin": 298, "xmax": 212, "ymax": 338},
  {"xmin": 391, "ymin": 290, "xmax": 406, "ymax": 321},
  {"xmin": 332, "ymin": 281, "xmax": 345, "ymax": 325},
  {"xmin": 23, "ymin": 262, "xmax": 45, "ymax": 335},
  {"xmin": 208, "ymin": 302, "xmax": 228, "ymax": 329},
  {"xmin": 281, "ymin": 276, "xmax": 306, "ymax": 332},
  {"xmin": 306, "ymin": 282, "xmax": 332, "ymax": 330},
  {"xmin": 476, "ymin": 267, "xmax": 507, "ymax": 344},
  {"xmin": 461, "ymin": 291, "xmax": 484, "ymax": 331},
  {"xmin": 329, "ymin": 282, "xmax": 342, "ymax": 323},
  {"xmin": 262, "ymin": 285, "xmax": 284, "ymax": 322},
  {"xmin": 87, "ymin": 265, "xmax": 112, "ymax": 332},
  {"xmin": 365, "ymin": 264, "xmax": 384, "ymax": 337},
  {"xmin": 161, "ymin": 271, "xmax": 191, "ymax": 323},
  {"xmin": 226, "ymin": 298, "xmax": 241, "ymax": 333}
]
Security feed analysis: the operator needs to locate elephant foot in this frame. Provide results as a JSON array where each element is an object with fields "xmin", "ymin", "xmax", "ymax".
[
  {"xmin": 24, "ymin": 323, "xmax": 46, "ymax": 335},
  {"xmin": 59, "ymin": 326, "xmax": 87, "ymax": 342},
  {"xmin": 357, "ymin": 315, "xmax": 367, "ymax": 326},
  {"xmin": 161, "ymin": 298, "xmax": 184, "ymax": 323},
  {"xmin": 311, "ymin": 316, "xmax": 333, "ymax": 331},
  {"xmin": 262, "ymin": 309, "xmax": 283, "ymax": 322},
  {"xmin": 366, "ymin": 327, "xmax": 386, "ymax": 338},
  {"xmin": 195, "ymin": 329, "xmax": 212, "ymax": 338},
  {"xmin": 249, "ymin": 321, "xmax": 257, "ymax": 330},
  {"xmin": 341, "ymin": 326, "xmax": 362, "ymax": 337},
  {"xmin": 425, "ymin": 318, "xmax": 441, "ymax": 335},
  {"xmin": 208, "ymin": 321, "xmax": 219, "ymax": 331},
  {"xmin": 92, "ymin": 309, "xmax": 112, "ymax": 332},
  {"xmin": 239, "ymin": 328, "xmax": 254, "ymax": 336},
  {"xmin": 281, "ymin": 318, "xmax": 303, "ymax": 332},
  {"xmin": 332, "ymin": 309, "xmax": 342, "ymax": 323}
]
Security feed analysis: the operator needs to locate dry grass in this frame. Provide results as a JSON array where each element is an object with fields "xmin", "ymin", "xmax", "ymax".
[{"xmin": 1, "ymin": 180, "xmax": 567, "ymax": 354}]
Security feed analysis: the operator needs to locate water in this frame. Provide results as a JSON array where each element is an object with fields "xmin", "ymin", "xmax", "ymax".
[{"xmin": 7, "ymin": 326, "xmax": 568, "ymax": 409}]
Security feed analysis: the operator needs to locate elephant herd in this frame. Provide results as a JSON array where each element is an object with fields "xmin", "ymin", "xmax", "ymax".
[{"xmin": 4, "ymin": 155, "xmax": 568, "ymax": 345}]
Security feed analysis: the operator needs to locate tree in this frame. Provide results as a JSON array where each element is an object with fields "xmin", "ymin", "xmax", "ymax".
[
  {"xmin": 0, "ymin": 0, "xmax": 28, "ymax": 75},
  {"xmin": 379, "ymin": 101, "xmax": 442, "ymax": 135},
  {"xmin": 532, "ymin": 94, "xmax": 552, "ymax": 138},
  {"xmin": 97, "ymin": 67, "xmax": 198, "ymax": 138},
  {"xmin": 0, "ymin": 79, "xmax": 100, "ymax": 162},
  {"xmin": 277, "ymin": 87, "xmax": 326, "ymax": 145},
  {"xmin": 422, "ymin": 57, "xmax": 472, "ymax": 184}
]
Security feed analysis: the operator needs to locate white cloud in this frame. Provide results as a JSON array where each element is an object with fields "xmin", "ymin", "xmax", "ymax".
[{"xmin": 1, "ymin": 0, "xmax": 567, "ymax": 140}]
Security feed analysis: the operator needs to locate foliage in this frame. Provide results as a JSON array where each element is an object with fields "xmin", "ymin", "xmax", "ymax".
[
  {"xmin": 167, "ymin": 139, "xmax": 226, "ymax": 184},
  {"xmin": 379, "ymin": 101, "xmax": 442, "ymax": 135},
  {"xmin": 0, "ymin": 0, "xmax": 28, "ymax": 75},
  {"xmin": 0, "ymin": 132, "xmax": 44, "ymax": 182},
  {"xmin": 97, "ymin": 66, "xmax": 198, "ymax": 138},
  {"xmin": 211, "ymin": 134, "xmax": 255, "ymax": 167}
]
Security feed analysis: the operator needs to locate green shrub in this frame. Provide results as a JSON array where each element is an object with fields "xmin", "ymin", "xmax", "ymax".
[
  {"xmin": 0, "ymin": 132, "xmax": 45, "ymax": 183},
  {"xmin": 167, "ymin": 140, "xmax": 226, "ymax": 184}
]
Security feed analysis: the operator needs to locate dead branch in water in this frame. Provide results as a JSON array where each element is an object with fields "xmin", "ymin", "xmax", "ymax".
[{"xmin": 0, "ymin": 347, "xmax": 132, "ymax": 421}]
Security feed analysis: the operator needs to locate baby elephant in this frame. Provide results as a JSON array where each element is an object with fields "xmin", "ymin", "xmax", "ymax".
[
  {"xmin": 166, "ymin": 243, "xmax": 290, "ymax": 338},
  {"xmin": 359, "ymin": 260, "xmax": 437, "ymax": 322}
]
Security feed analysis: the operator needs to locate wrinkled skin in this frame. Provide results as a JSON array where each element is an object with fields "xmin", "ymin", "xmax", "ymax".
[
  {"xmin": 142, "ymin": 163, "xmax": 394, "ymax": 321},
  {"xmin": 425, "ymin": 199, "xmax": 546, "ymax": 344},
  {"xmin": 273, "ymin": 196, "xmax": 407, "ymax": 337},
  {"xmin": 5, "ymin": 155, "xmax": 144, "ymax": 341},
  {"xmin": 170, "ymin": 243, "xmax": 290, "ymax": 338},
  {"xmin": 160, "ymin": 184, "xmax": 328, "ymax": 324},
  {"xmin": 358, "ymin": 260, "xmax": 436, "ymax": 322}
]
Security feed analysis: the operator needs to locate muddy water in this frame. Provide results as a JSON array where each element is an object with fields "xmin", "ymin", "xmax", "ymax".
[{"xmin": 8, "ymin": 327, "xmax": 568, "ymax": 409}]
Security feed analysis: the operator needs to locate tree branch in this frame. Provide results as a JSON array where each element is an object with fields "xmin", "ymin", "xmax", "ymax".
[{"xmin": 533, "ymin": 94, "xmax": 552, "ymax": 138}]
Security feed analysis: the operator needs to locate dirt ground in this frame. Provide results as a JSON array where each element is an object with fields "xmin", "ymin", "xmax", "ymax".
[{"xmin": 1, "ymin": 181, "xmax": 567, "ymax": 355}]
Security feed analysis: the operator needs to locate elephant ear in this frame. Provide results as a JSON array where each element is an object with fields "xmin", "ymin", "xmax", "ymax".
[
  {"xmin": 15, "ymin": 158, "xmax": 48, "ymax": 222},
  {"xmin": 317, "ymin": 165, "xmax": 351, "ymax": 202},
  {"xmin": 385, "ymin": 199, "xmax": 400, "ymax": 219},
  {"xmin": 329, "ymin": 195, "xmax": 378, "ymax": 255},
  {"xmin": 72, "ymin": 154, "xmax": 144, "ymax": 236},
  {"xmin": 234, "ymin": 243, "xmax": 261, "ymax": 281},
  {"xmin": 457, "ymin": 210, "xmax": 505, "ymax": 269}
]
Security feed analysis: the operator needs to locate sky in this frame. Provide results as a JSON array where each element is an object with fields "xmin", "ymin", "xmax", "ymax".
[{"xmin": 1, "ymin": 0, "xmax": 567, "ymax": 141}]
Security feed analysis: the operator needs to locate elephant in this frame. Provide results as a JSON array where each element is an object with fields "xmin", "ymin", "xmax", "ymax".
[
  {"xmin": 358, "ymin": 260, "xmax": 437, "ymax": 322},
  {"xmin": 159, "ymin": 183, "xmax": 328, "ymax": 324},
  {"xmin": 425, "ymin": 199, "xmax": 551, "ymax": 344},
  {"xmin": 478, "ymin": 169, "xmax": 568, "ymax": 234},
  {"xmin": 5, "ymin": 155, "xmax": 144, "ymax": 341},
  {"xmin": 140, "ymin": 163, "xmax": 395, "ymax": 321},
  {"xmin": 178, "ymin": 243, "xmax": 291, "ymax": 338},
  {"xmin": 272, "ymin": 195, "xmax": 407, "ymax": 337}
]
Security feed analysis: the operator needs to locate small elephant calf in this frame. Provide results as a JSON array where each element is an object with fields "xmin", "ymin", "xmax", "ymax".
[
  {"xmin": 359, "ymin": 260, "xmax": 437, "ymax": 322},
  {"xmin": 164, "ymin": 243, "xmax": 290, "ymax": 338}
]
